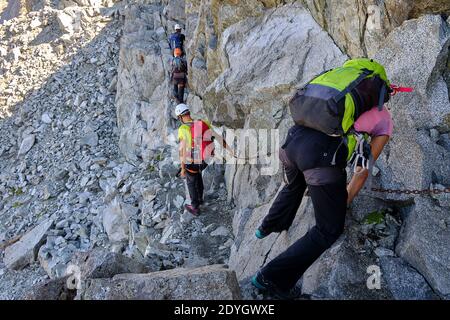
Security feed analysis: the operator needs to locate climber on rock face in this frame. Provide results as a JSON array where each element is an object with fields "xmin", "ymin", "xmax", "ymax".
[
  {"xmin": 175, "ymin": 104, "xmax": 235, "ymax": 216},
  {"xmin": 169, "ymin": 24, "xmax": 185, "ymax": 57},
  {"xmin": 251, "ymin": 58, "xmax": 410, "ymax": 299},
  {"xmin": 171, "ymin": 48, "xmax": 188, "ymax": 104}
]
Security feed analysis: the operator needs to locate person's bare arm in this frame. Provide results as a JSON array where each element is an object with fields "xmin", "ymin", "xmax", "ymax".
[
  {"xmin": 347, "ymin": 135, "xmax": 390, "ymax": 205},
  {"xmin": 179, "ymin": 139, "xmax": 187, "ymax": 178}
]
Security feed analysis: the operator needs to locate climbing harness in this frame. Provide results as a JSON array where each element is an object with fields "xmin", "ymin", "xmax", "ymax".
[{"xmin": 348, "ymin": 132, "xmax": 372, "ymax": 173}]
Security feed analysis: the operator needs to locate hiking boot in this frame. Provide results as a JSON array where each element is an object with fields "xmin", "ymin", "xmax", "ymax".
[
  {"xmin": 255, "ymin": 227, "xmax": 270, "ymax": 239},
  {"xmin": 184, "ymin": 204, "xmax": 200, "ymax": 216},
  {"xmin": 251, "ymin": 271, "xmax": 302, "ymax": 300}
]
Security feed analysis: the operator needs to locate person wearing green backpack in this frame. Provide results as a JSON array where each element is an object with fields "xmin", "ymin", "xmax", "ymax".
[{"xmin": 251, "ymin": 58, "xmax": 399, "ymax": 299}]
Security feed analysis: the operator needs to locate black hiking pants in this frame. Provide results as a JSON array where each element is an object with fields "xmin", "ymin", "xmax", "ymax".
[
  {"xmin": 173, "ymin": 83, "xmax": 185, "ymax": 104},
  {"xmin": 259, "ymin": 125, "xmax": 348, "ymax": 291},
  {"xmin": 186, "ymin": 162, "xmax": 207, "ymax": 209}
]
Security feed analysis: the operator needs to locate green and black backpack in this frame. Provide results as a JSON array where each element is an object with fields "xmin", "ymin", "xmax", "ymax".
[{"xmin": 289, "ymin": 58, "xmax": 391, "ymax": 137}]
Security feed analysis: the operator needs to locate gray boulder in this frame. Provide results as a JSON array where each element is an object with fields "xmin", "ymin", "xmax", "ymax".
[
  {"xmin": 373, "ymin": 15, "xmax": 450, "ymax": 200},
  {"xmin": 24, "ymin": 276, "xmax": 76, "ymax": 300},
  {"xmin": 102, "ymin": 198, "xmax": 136, "ymax": 243},
  {"xmin": 4, "ymin": 219, "xmax": 53, "ymax": 270},
  {"xmin": 301, "ymin": 236, "xmax": 439, "ymax": 300},
  {"xmin": 301, "ymin": 238, "xmax": 390, "ymax": 299},
  {"xmin": 380, "ymin": 257, "xmax": 439, "ymax": 300},
  {"xmin": 396, "ymin": 198, "xmax": 450, "ymax": 298},
  {"xmin": 72, "ymin": 247, "xmax": 150, "ymax": 279},
  {"xmin": 79, "ymin": 264, "xmax": 241, "ymax": 300},
  {"xmin": 228, "ymin": 197, "xmax": 315, "ymax": 280},
  {"xmin": 38, "ymin": 243, "xmax": 78, "ymax": 279}
]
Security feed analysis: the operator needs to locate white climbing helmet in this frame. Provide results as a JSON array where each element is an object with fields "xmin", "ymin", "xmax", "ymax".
[
  {"xmin": 175, "ymin": 103, "xmax": 190, "ymax": 117},
  {"xmin": 174, "ymin": 24, "xmax": 182, "ymax": 31}
]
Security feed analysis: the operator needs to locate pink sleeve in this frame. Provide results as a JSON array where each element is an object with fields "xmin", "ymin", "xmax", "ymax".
[
  {"xmin": 372, "ymin": 111, "xmax": 393, "ymax": 137},
  {"xmin": 354, "ymin": 107, "xmax": 393, "ymax": 137}
]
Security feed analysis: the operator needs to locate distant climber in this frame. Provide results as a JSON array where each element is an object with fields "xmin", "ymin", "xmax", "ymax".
[
  {"xmin": 251, "ymin": 58, "xmax": 411, "ymax": 299},
  {"xmin": 169, "ymin": 24, "xmax": 185, "ymax": 56},
  {"xmin": 171, "ymin": 48, "xmax": 188, "ymax": 103},
  {"xmin": 175, "ymin": 103, "xmax": 235, "ymax": 216}
]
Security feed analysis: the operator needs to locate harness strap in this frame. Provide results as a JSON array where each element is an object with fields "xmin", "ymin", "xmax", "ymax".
[
  {"xmin": 377, "ymin": 84, "xmax": 387, "ymax": 111},
  {"xmin": 333, "ymin": 69, "xmax": 373, "ymax": 103},
  {"xmin": 185, "ymin": 167, "xmax": 199, "ymax": 174},
  {"xmin": 331, "ymin": 137, "xmax": 346, "ymax": 166}
]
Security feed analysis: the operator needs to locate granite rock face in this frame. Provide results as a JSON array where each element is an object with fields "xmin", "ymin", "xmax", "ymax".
[
  {"xmin": 1, "ymin": 0, "xmax": 450, "ymax": 301},
  {"xmin": 302, "ymin": 0, "xmax": 450, "ymax": 57}
]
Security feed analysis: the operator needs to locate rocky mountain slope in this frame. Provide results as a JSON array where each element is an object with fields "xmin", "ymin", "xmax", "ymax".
[{"xmin": 0, "ymin": 0, "xmax": 449, "ymax": 300}]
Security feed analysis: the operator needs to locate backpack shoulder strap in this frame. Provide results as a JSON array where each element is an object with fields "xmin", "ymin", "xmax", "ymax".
[{"xmin": 333, "ymin": 68, "xmax": 373, "ymax": 103}]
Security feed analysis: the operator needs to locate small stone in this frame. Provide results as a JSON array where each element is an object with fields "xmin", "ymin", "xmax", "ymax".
[
  {"xmin": 97, "ymin": 95, "xmax": 106, "ymax": 104},
  {"xmin": 430, "ymin": 128, "xmax": 440, "ymax": 142},
  {"xmin": 55, "ymin": 219, "xmax": 68, "ymax": 229},
  {"xmin": 180, "ymin": 211, "xmax": 194, "ymax": 224},
  {"xmin": 41, "ymin": 113, "xmax": 52, "ymax": 124},
  {"xmin": 56, "ymin": 11, "xmax": 74, "ymax": 34},
  {"xmin": 54, "ymin": 44, "xmax": 65, "ymax": 55},
  {"xmin": 162, "ymin": 260, "xmax": 175, "ymax": 269},
  {"xmin": 108, "ymin": 76, "xmax": 117, "ymax": 92},
  {"xmin": 371, "ymin": 166, "xmax": 380, "ymax": 177},
  {"xmin": 223, "ymin": 239, "xmax": 234, "ymax": 248},
  {"xmin": 30, "ymin": 18, "xmax": 42, "ymax": 29},
  {"xmin": 173, "ymin": 195, "xmax": 184, "ymax": 209},
  {"xmin": 12, "ymin": 47, "xmax": 21, "ymax": 61},
  {"xmin": 210, "ymin": 226, "xmax": 229, "ymax": 237},
  {"xmin": 18, "ymin": 135, "xmax": 36, "ymax": 156},
  {"xmin": 78, "ymin": 192, "xmax": 92, "ymax": 205},
  {"xmin": 54, "ymin": 236, "xmax": 66, "ymax": 246},
  {"xmin": 81, "ymin": 132, "xmax": 98, "ymax": 147},
  {"xmin": 80, "ymin": 176, "xmax": 90, "ymax": 187},
  {"xmin": 63, "ymin": 118, "xmax": 73, "ymax": 127},
  {"xmin": 202, "ymin": 224, "xmax": 216, "ymax": 233},
  {"xmin": 374, "ymin": 247, "xmax": 395, "ymax": 257}
]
